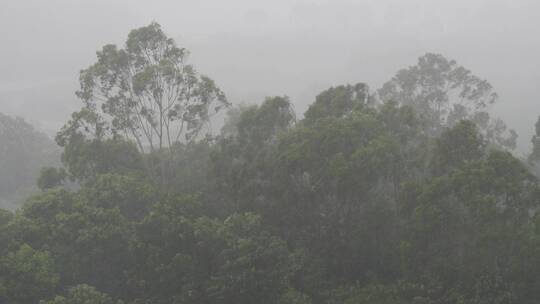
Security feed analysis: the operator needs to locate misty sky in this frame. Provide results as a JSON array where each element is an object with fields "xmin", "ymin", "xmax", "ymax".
[{"xmin": 1, "ymin": 0, "xmax": 539, "ymax": 152}]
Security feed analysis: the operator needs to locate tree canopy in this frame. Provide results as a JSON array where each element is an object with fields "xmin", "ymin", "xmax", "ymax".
[
  {"xmin": 58, "ymin": 22, "xmax": 229, "ymax": 156},
  {"xmin": 378, "ymin": 53, "xmax": 517, "ymax": 149}
]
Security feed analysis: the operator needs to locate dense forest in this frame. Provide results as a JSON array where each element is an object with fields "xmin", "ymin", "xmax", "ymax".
[{"xmin": 2, "ymin": 23, "xmax": 540, "ymax": 304}]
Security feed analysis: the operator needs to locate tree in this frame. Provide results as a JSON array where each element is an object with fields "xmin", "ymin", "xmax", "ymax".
[
  {"xmin": 401, "ymin": 149, "xmax": 539, "ymax": 302},
  {"xmin": 0, "ymin": 209, "xmax": 12, "ymax": 257},
  {"xmin": 37, "ymin": 167, "xmax": 67, "ymax": 190},
  {"xmin": 60, "ymin": 22, "xmax": 229, "ymax": 154},
  {"xmin": 0, "ymin": 244, "xmax": 59, "ymax": 304},
  {"xmin": 275, "ymin": 109, "xmax": 404, "ymax": 284},
  {"xmin": 378, "ymin": 53, "xmax": 516, "ymax": 149},
  {"xmin": 132, "ymin": 196, "xmax": 294, "ymax": 304},
  {"xmin": 304, "ymin": 83, "xmax": 370, "ymax": 123},
  {"xmin": 210, "ymin": 96, "xmax": 296, "ymax": 213},
  {"xmin": 15, "ymin": 188, "xmax": 134, "ymax": 298},
  {"xmin": 207, "ymin": 213, "xmax": 294, "ymax": 304},
  {"xmin": 80, "ymin": 173, "xmax": 157, "ymax": 220},
  {"xmin": 431, "ymin": 120, "xmax": 485, "ymax": 174},
  {"xmin": 0, "ymin": 209, "xmax": 11, "ymax": 228},
  {"xmin": 529, "ymin": 116, "xmax": 540, "ymax": 163},
  {"xmin": 42, "ymin": 284, "xmax": 117, "ymax": 304},
  {"xmin": 58, "ymin": 133, "xmax": 143, "ymax": 182}
]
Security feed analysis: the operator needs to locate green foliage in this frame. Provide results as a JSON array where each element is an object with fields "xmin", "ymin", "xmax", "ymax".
[
  {"xmin": 66, "ymin": 22, "xmax": 229, "ymax": 154},
  {"xmin": 42, "ymin": 284, "xmax": 117, "ymax": 304},
  {"xmin": 304, "ymin": 83, "xmax": 370, "ymax": 123},
  {"xmin": 131, "ymin": 196, "xmax": 294, "ymax": 304},
  {"xmin": 432, "ymin": 120, "xmax": 485, "ymax": 174},
  {"xmin": 207, "ymin": 213, "xmax": 293, "ymax": 304},
  {"xmin": 236, "ymin": 96, "xmax": 296, "ymax": 144},
  {"xmin": 56, "ymin": 22, "xmax": 230, "ymax": 190},
  {"xmin": 80, "ymin": 173, "xmax": 157, "ymax": 220},
  {"xmin": 329, "ymin": 284, "xmax": 400, "ymax": 304},
  {"xmin": 0, "ymin": 209, "xmax": 12, "ymax": 227},
  {"xmin": 56, "ymin": 126, "xmax": 143, "ymax": 181},
  {"xmin": 378, "ymin": 53, "xmax": 517, "ymax": 149},
  {"xmin": 144, "ymin": 140, "xmax": 214, "ymax": 194},
  {"xmin": 37, "ymin": 167, "xmax": 67, "ymax": 190},
  {"xmin": 279, "ymin": 288, "xmax": 312, "ymax": 304},
  {"xmin": 13, "ymin": 188, "xmax": 134, "ymax": 297},
  {"xmin": 529, "ymin": 115, "xmax": 540, "ymax": 164},
  {"xmin": 0, "ymin": 244, "xmax": 59, "ymax": 304},
  {"xmin": 210, "ymin": 96, "xmax": 296, "ymax": 213}
]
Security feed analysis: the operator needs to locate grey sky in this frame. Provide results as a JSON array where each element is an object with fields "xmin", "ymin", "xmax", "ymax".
[{"xmin": 1, "ymin": 0, "xmax": 539, "ymax": 151}]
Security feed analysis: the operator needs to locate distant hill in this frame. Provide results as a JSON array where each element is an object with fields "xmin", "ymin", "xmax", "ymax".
[
  {"xmin": 0, "ymin": 82, "xmax": 77, "ymax": 137},
  {"xmin": 0, "ymin": 112, "xmax": 60, "ymax": 209}
]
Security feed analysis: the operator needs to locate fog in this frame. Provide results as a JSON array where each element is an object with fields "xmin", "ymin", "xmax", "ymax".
[
  {"xmin": 1, "ymin": 0, "xmax": 539, "ymax": 151},
  {"xmin": 4, "ymin": 2, "xmax": 540, "ymax": 301}
]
